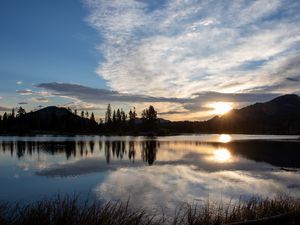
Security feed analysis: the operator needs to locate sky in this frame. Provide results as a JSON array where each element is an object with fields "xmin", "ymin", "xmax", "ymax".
[{"xmin": 1, "ymin": 0, "xmax": 300, "ymax": 121}]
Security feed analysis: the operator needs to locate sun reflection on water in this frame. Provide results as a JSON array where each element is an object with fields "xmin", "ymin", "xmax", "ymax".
[
  {"xmin": 219, "ymin": 134, "xmax": 232, "ymax": 143},
  {"xmin": 214, "ymin": 148, "xmax": 231, "ymax": 162}
]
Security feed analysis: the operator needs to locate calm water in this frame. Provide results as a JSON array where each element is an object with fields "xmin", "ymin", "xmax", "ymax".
[{"xmin": 0, "ymin": 134, "xmax": 300, "ymax": 212}]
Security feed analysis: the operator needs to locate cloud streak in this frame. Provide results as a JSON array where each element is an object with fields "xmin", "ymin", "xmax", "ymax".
[
  {"xmin": 37, "ymin": 82, "xmax": 282, "ymax": 119},
  {"xmin": 37, "ymin": 82, "xmax": 187, "ymax": 103},
  {"xmin": 84, "ymin": 0, "xmax": 300, "ymax": 98}
]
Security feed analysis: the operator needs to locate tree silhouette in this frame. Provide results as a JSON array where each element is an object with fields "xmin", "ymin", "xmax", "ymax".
[
  {"xmin": 11, "ymin": 108, "xmax": 15, "ymax": 119},
  {"xmin": 141, "ymin": 105, "xmax": 158, "ymax": 131},
  {"xmin": 105, "ymin": 104, "xmax": 112, "ymax": 124},
  {"xmin": 17, "ymin": 107, "xmax": 26, "ymax": 117},
  {"xmin": 90, "ymin": 112, "xmax": 95, "ymax": 122}
]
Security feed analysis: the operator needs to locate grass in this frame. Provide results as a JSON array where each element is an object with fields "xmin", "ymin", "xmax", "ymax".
[{"xmin": 0, "ymin": 195, "xmax": 299, "ymax": 225}]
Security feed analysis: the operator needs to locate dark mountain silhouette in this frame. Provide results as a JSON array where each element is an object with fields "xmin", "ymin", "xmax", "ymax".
[
  {"xmin": 1, "ymin": 95, "xmax": 300, "ymax": 135},
  {"xmin": 2, "ymin": 106, "xmax": 98, "ymax": 134},
  {"xmin": 202, "ymin": 94, "xmax": 300, "ymax": 134}
]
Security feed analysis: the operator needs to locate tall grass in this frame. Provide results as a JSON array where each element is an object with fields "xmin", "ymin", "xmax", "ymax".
[{"xmin": 0, "ymin": 195, "xmax": 299, "ymax": 225}]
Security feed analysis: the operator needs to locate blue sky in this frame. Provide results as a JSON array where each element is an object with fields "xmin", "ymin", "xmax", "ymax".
[{"xmin": 1, "ymin": 0, "xmax": 300, "ymax": 120}]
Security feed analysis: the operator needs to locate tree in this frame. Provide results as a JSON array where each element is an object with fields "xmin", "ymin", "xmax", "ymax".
[
  {"xmin": 10, "ymin": 108, "xmax": 15, "ymax": 119},
  {"xmin": 129, "ymin": 107, "xmax": 137, "ymax": 121},
  {"xmin": 17, "ymin": 107, "xmax": 26, "ymax": 117},
  {"xmin": 90, "ymin": 112, "xmax": 95, "ymax": 122},
  {"xmin": 85, "ymin": 111, "xmax": 89, "ymax": 118},
  {"xmin": 81, "ymin": 111, "xmax": 85, "ymax": 118},
  {"xmin": 116, "ymin": 109, "xmax": 121, "ymax": 123},
  {"xmin": 105, "ymin": 104, "xmax": 112, "ymax": 124},
  {"xmin": 141, "ymin": 105, "xmax": 158, "ymax": 131},
  {"xmin": 121, "ymin": 109, "xmax": 126, "ymax": 123},
  {"xmin": 74, "ymin": 109, "xmax": 78, "ymax": 116},
  {"xmin": 148, "ymin": 106, "xmax": 157, "ymax": 121},
  {"xmin": 2, "ymin": 112, "xmax": 8, "ymax": 129},
  {"xmin": 112, "ymin": 110, "xmax": 116, "ymax": 123}
]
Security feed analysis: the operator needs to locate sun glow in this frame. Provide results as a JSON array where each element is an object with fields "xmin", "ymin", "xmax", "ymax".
[
  {"xmin": 210, "ymin": 102, "xmax": 233, "ymax": 115},
  {"xmin": 219, "ymin": 134, "xmax": 232, "ymax": 143},
  {"xmin": 214, "ymin": 148, "xmax": 231, "ymax": 162}
]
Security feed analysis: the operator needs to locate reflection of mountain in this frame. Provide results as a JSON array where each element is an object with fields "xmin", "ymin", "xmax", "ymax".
[
  {"xmin": 224, "ymin": 141, "xmax": 300, "ymax": 168},
  {"xmin": 203, "ymin": 94, "xmax": 300, "ymax": 134}
]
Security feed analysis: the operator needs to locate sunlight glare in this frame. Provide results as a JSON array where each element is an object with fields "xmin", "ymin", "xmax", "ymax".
[
  {"xmin": 210, "ymin": 102, "xmax": 233, "ymax": 115},
  {"xmin": 214, "ymin": 148, "xmax": 231, "ymax": 162},
  {"xmin": 219, "ymin": 134, "xmax": 232, "ymax": 143}
]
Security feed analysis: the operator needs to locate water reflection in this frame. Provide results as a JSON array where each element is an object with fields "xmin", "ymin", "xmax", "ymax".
[
  {"xmin": 0, "ymin": 135, "xmax": 300, "ymax": 210},
  {"xmin": 213, "ymin": 148, "xmax": 231, "ymax": 162},
  {"xmin": 1, "ymin": 137, "xmax": 300, "ymax": 169},
  {"xmin": 219, "ymin": 134, "xmax": 232, "ymax": 143},
  {"xmin": 141, "ymin": 141, "xmax": 158, "ymax": 165}
]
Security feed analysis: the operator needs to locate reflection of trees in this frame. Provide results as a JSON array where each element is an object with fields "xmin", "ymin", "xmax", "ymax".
[
  {"xmin": 105, "ymin": 141, "xmax": 111, "ymax": 163},
  {"xmin": 128, "ymin": 141, "xmax": 135, "ymax": 162},
  {"xmin": 0, "ymin": 139, "xmax": 159, "ymax": 166},
  {"xmin": 0, "ymin": 141, "xmax": 77, "ymax": 159},
  {"xmin": 141, "ymin": 141, "xmax": 158, "ymax": 165},
  {"xmin": 106, "ymin": 141, "xmax": 127, "ymax": 163}
]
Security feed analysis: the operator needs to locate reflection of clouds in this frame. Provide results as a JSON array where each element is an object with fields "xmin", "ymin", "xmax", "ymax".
[
  {"xmin": 36, "ymin": 158, "xmax": 144, "ymax": 177},
  {"xmin": 18, "ymin": 160, "xmax": 51, "ymax": 171},
  {"xmin": 95, "ymin": 165, "xmax": 300, "ymax": 213}
]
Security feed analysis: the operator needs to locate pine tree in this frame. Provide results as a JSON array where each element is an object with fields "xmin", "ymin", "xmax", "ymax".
[
  {"xmin": 90, "ymin": 112, "xmax": 95, "ymax": 122},
  {"xmin": 17, "ymin": 107, "xmax": 26, "ymax": 117},
  {"xmin": 105, "ymin": 104, "xmax": 112, "ymax": 124},
  {"xmin": 116, "ymin": 109, "xmax": 121, "ymax": 123},
  {"xmin": 121, "ymin": 109, "xmax": 126, "ymax": 123},
  {"xmin": 11, "ymin": 108, "xmax": 15, "ymax": 119},
  {"xmin": 112, "ymin": 110, "xmax": 116, "ymax": 123}
]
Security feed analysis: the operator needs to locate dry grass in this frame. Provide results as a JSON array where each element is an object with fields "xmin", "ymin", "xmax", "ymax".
[{"xmin": 0, "ymin": 195, "xmax": 299, "ymax": 225}]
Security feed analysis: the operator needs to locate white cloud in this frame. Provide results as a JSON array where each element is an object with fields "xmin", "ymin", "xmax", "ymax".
[
  {"xmin": 85, "ymin": 0, "xmax": 300, "ymax": 99},
  {"xmin": 16, "ymin": 81, "xmax": 23, "ymax": 85},
  {"xmin": 30, "ymin": 97, "xmax": 49, "ymax": 103},
  {"xmin": 16, "ymin": 89, "xmax": 33, "ymax": 95}
]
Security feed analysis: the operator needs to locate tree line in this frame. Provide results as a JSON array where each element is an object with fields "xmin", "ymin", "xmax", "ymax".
[{"xmin": 0, "ymin": 105, "xmax": 160, "ymax": 134}]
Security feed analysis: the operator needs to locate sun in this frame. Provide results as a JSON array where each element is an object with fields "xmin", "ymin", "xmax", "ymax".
[{"xmin": 210, "ymin": 102, "xmax": 233, "ymax": 115}]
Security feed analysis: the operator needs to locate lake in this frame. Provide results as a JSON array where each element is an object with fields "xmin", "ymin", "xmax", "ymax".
[{"xmin": 0, "ymin": 134, "xmax": 300, "ymax": 213}]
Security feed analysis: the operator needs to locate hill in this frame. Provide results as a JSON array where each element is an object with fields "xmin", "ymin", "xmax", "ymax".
[
  {"xmin": 1, "ymin": 106, "xmax": 98, "ymax": 134},
  {"xmin": 202, "ymin": 94, "xmax": 300, "ymax": 134}
]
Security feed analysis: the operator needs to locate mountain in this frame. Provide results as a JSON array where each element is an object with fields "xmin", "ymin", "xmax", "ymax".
[
  {"xmin": 2, "ymin": 106, "xmax": 98, "ymax": 134},
  {"xmin": 203, "ymin": 94, "xmax": 300, "ymax": 134}
]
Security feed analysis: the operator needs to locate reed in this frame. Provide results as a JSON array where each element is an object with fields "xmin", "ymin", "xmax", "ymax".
[{"xmin": 0, "ymin": 195, "xmax": 299, "ymax": 225}]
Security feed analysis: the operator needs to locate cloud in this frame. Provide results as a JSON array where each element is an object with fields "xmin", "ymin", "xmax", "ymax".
[
  {"xmin": 16, "ymin": 89, "xmax": 34, "ymax": 95},
  {"xmin": 18, "ymin": 102, "xmax": 28, "ymax": 105},
  {"xmin": 84, "ymin": 0, "xmax": 300, "ymax": 98},
  {"xmin": 31, "ymin": 97, "xmax": 49, "ymax": 103},
  {"xmin": 0, "ymin": 106, "xmax": 11, "ymax": 111},
  {"xmin": 59, "ymin": 101, "xmax": 105, "ymax": 111},
  {"xmin": 16, "ymin": 81, "xmax": 23, "ymax": 85},
  {"xmin": 37, "ymin": 82, "xmax": 187, "ymax": 103}
]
